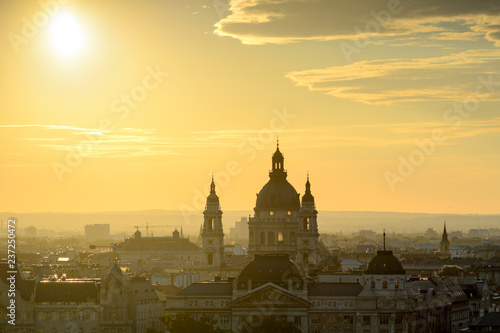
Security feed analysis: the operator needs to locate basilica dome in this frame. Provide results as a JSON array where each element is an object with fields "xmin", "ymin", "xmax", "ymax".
[{"xmin": 254, "ymin": 145, "xmax": 300, "ymax": 212}]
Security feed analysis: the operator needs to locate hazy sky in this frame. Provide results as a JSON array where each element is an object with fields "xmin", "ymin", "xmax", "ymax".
[{"xmin": 1, "ymin": 0, "xmax": 499, "ymax": 214}]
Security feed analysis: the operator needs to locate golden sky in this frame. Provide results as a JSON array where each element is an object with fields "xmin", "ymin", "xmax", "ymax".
[{"xmin": 1, "ymin": 0, "xmax": 499, "ymax": 214}]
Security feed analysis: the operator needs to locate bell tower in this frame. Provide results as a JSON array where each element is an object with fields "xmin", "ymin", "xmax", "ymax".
[
  {"xmin": 201, "ymin": 176, "xmax": 225, "ymax": 266},
  {"xmin": 298, "ymin": 173, "xmax": 319, "ymax": 266}
]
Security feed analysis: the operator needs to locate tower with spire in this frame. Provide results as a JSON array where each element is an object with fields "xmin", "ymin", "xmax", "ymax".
[
  {"xmin": 439, "ymin": 221, "xmax": 451, "ymax": 259},
  {"xmin": 201, "ymin": 176, "xmax": 225, "ymax": 266},
  {"xmin": 298, "ymin": 173, "xmax": 319, "ymax": 265}
]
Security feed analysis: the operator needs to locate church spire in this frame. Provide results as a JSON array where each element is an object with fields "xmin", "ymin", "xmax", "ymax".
[
  {"xmin": 441, "ymin": 221, "xmax": 449, "ymax": 243},
  {"xmin": 207, "ymin": 175, "xmax": 219, "ymax": 204},
  {"xmin": 302, "ymin": 172, "xmax": 314, "ymax": 203}
]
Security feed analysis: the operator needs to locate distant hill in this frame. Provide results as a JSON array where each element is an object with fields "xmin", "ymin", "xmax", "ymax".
[{"xmin": 1, "ymin": 210, "xmax": 498, "ymax": 237}]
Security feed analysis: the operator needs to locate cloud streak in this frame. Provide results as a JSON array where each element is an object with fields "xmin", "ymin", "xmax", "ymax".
[{"xmin": 285, "ymin": 49, "xmax": 500, "ymax": 104}]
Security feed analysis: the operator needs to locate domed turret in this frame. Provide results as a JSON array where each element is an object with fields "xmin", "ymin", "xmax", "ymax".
[
  {"xmin": 207, "ymin": 176, "xmax": 219, "ymax": 204},
  {"xmin": 301, "ymin": 173, "xmax": 314, "ymax": 203},
  {"xmin": 134, "ymin": 229, "xmax": 141, "ymax": 239},
  {"xmin": 365, "ymin": 250, "xmax": 406, "ymax": 275},
  {"xmin": 365, "ymin": 232, "xmax": 405, "ymax": 275},
  {"xmin": 255, "ymin": 141, "xmax": 300, "ymax": 212}
]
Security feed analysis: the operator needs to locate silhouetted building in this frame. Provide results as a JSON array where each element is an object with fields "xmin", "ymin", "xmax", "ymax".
[
  {"xmin": 248, "ymin": 143, "xmax": 320, "ymax": 267},
  {"xmin": 441, "ymin": 222, "xmax": 451, "ymax": 259}
]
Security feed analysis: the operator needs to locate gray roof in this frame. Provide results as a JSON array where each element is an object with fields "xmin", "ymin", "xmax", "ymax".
[
  {"xmin": 308, "ymin": 282, "xmax": 363, "ymax": 297},
  {"xmin": 176, "ymin": 282, "xmax": 232, "ymax": 296},
  {"xmin": 35, "ymin": 281, "xmax": 99, "ymax": 303}
]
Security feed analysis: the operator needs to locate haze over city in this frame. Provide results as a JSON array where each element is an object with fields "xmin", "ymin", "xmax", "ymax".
[
  {"xmin": 1, "ymin": 0, "xmax": 499, "ymax": 216},
  {"xmin": 1, "ymin": 1, "xmax": 500, "ymax": 332}
]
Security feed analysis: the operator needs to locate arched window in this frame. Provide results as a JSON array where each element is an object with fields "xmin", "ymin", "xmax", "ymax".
[
  {"xmin": 371, "ymin": 281, "xmax": 375, "ymax": 289},
  {"xmin": 269, "ymin": 232, "xmax": 275, "ymax": 245},
  {"xmin": 208, "ymin": 218, "xmax": 213, "ymax": 231},
  {"xmin": 207, "ymin": 253, "xmax": 213, "ymax": 265},
  {"xmin": 278, "ymin": 232, "xmax": 284, "ymax": 244},
  {"xmin": 382, "ymin": 281, "xmax": 388, "ymax": 289},
  {"xmin": 303, "ymin": 253, "xmax": 309, "ymax": 265},
  {"xmin": 290, "ymin": 232, "xmax": 296, "ymax": 245},
  {"xmin": 260, "ymin": 231, "xmax": 265, "ymax": 245},
  {"xmin": 395, "ymin": 280, "xmax": 399, "ymax": 289}
]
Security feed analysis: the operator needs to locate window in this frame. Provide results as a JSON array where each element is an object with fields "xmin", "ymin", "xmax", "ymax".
[
  {"xmin": 260, "ymin": 231, "xmax": 266, "ymax": 245},
  {"xmin": 344, "ymin": 315, "xmax": 354, "ymax": 325},
  {"xmin": 311, "ymin": 316, "xmax": 320, "ymax": 324},
  {"xmin": 382, "ymin": 281, "xmax": 388, "ymax": 289},
  {"xmin": 303, "ymin": 218, "xmax": 309, "ymax": 230},
  {"xmin": 278, "ymin": 232, "xmax": 284, "ymax": 244},
  {"xmin": 207, "ymin": 253, "xmax": 213, "ymax": 265},
  {"xmin": 279, "ymin": 315, "xmax": 287, "ymax": 323},
  {"xmin": 208, "ymin": 218, "xmax": 213, "ymax": 231},
  {"xmin": 363, "ymin": 316, "xmax": 370, "ymax": 325},
  {"xmin": 380, "ymin": 314, "xmax": 389, "ymax": 325},
  {"xmin": 371, "ymin": 281, "xmax": 375, "ymax": 289},
  {"xmin": 396, "ymin": 314, "xmax": 403, "ymax": 325},
  {"xmin": 395, "ymin": 280, "xmax": 399, "ymax": 289},
  {"xmin": 220, "ymin": 315, "xmax": 230, "ymax": 324},
  {"xmin": 290, "ymin": 232, "xmax": 296, "ymax": 245},
  {"xmin": 303, "ymin": 253, "xmax": 309, "ymax": 265},
  {"xmin": 294, "ymin": 316, "xmax": 301, "ymax": 324}
]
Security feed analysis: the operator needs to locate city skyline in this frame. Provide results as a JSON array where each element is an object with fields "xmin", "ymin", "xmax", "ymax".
[{"xmin": 1, "ymin": 0, "xmax": 499, "ymax": 215}]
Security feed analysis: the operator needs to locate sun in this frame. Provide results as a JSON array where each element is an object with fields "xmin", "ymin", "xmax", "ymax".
[{"xmin": 49, "ymin": 12, "xmax": 86, "ymax": 58}]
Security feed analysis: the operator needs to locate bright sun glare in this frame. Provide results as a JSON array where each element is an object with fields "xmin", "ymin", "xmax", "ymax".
[{"xmin": 49, "ymin": 12, "xmax": 85, "ymax": 58}]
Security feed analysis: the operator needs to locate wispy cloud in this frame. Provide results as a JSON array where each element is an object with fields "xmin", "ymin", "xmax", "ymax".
[{"xmin": 285, "ymin": 49, "xmax": 500, "ymax": 104}]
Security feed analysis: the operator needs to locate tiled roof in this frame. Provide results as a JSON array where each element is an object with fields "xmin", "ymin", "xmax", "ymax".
[
  {"xmin": 176, "ymin": 282, "xmax": 232, "ymax": 296},
  {"xmin": 35, "ymin": 281, "xmax": 99, "ymax": 303},
  {"xmin": 308, "ymin": 282, "xmax": 363, "ymax": 297}
]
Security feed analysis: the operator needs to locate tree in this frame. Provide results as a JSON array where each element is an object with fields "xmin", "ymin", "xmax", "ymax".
[{"xmin": 161, "ymin": 312, "xmax": 229, "ymax": 333}]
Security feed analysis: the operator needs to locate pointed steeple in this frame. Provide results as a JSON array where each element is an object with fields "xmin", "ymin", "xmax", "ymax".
[
  {"xmin": 207, "ymin": 175, "xmax": 219, "ymax": 204},
  {"xmin": 441, "ymin": 221, "xmax": 449, "ymax": 244},
  {"xmin": 302, "ymin": 172, "xmax": 315, "ymax": 203}
]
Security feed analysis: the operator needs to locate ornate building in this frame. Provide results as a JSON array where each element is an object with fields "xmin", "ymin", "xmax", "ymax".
[
  {"xmin": 248, "ymin": 143, "xmax": 320, "ymax": 267},
  {"xmin": 201, "ymin": 177, "xmax": 225, "ymax": 267},
  {"xmin": 0, "ymin": 261, "xmax": 162, "ymax": 333},
  {"xmin": 166, "ymin": 248, "xmax": 461, "ymax": 333}
]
